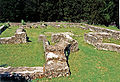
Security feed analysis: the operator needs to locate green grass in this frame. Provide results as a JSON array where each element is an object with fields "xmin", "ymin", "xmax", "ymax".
[
  {"xmin": 80, "ymin": 23, "xmax": 119, "ymax": 31},
  {"xmin": 103, "ymin": 38, "xmax": 120, "ymax": 45},
  {"xmin": 93, "ymin": 25, "xmax": 120, "ymax": 31},
  {"xmin": 90, "ymin": 24, "xmax": 119, "ymax": 31},
  {"xmin": 0, "ymin": 24, "xmax": 120, "ymax": 82},
  {"xmin": 0, "ymin": 23, "xmax": 4, "ymax": 26},
  {"xmin": 0, "ymin": 26, "xmax": 19, "ymax": 37}
]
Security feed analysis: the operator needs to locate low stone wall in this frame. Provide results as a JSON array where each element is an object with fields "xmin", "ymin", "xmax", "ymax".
[
  {"xmin": 0, "ymin": 67, "xmax": 44, "ymax": 80},
  {"xmin": 95, "ymin": 43, "xmax": 120, "ymax": 53},
  {"xmin": 44, "ymin": 40, "xmax": 70, "ymax": 78},
  {"xmin": 51, "ymin": 33, "xmax": 79, "ymax": 52},
  {"xmin": 38, "ymin": 34, "xmax": 49, "ymax": 52},
  {"xmin": 38, "ymin": 34, "xmax": 71, "ymax": 78},
  {"xmin": 9, "ymin": 22, "xmax": 82, "ymax": 29},
  {"xmin": 84, "ymin": 32, "xmax": 120, "ymax": 53},
  {"xmin": 9, "ymin": 23, "xmax": 21, "ymax": 26},
  {"xmin": 0, "ymin": 28, "xmax": 27, "ymax": 44},
  {"xmin": 84, "ymin": 33, "xmax": 103, "ymax": 46},
  {"xmin": 83, "ymin": 24, "xmax": 120, "ymax": 40}
]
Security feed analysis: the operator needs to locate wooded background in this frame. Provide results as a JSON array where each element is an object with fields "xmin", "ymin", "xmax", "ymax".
[{"xmin": 0, "ymin": 0, "xmax": 119, "ymax": 27}]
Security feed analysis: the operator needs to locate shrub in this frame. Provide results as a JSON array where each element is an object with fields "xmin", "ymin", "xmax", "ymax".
[{"xmin": 21, "ymin": 19, "xmax": 26, "ymax": 25}]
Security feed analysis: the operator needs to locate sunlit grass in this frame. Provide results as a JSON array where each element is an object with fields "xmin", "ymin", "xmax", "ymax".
[
  {"xmin": 92, "ymin": 24, "xmax": 119, "ymax": 31},
  {"xmin": 0, "ymin": 26, "xmax": 19, "ymax": 38},
  {"xmin": 0, "ymin": 23, "xmax": 4, "ymax": 26}
]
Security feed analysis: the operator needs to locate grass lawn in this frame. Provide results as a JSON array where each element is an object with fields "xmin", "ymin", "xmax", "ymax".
[
  {"xmin": 0, "ymin": 26, "xmax": 19, "ymax": 38},
  {"xmin": 91, "ymin": 24, "xmax": 120, "ymax": 31},
  {"xmin": 0, "ymin": 23, "xmax": 4, "ymax": 27},
  {"xmin": 0, "ymin": 24, "xmax": 120, "ymax": 82}
]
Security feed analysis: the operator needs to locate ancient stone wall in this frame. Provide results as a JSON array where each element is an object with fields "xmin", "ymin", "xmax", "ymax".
[
  {"xmin": 83, "ymin": 24, "xmax": 120, "ymax": 40},
  {"xmin": 82, "ymin": 23, "xmax": 120, "ymax": 53},
  {"xmin": 51, "ymin": 33, "xmax": 79, "ymax": 52},
  {"xmin": 44, "ymin": 40, "xmax": 70, "ymax": 78},
  {"xmin": 84, "ymin": 32, "xmax": 120, "ymax": 53},
  {"xmin": 9, "ymin": 22, "xmax": 82, "ymax": 29},
  {"xmin": 38, "ymin": 34, "xmax": 71, "ymax": 78},
  {"xmin": 0, "ymin": 67, "xmax": 44, "ymax": 80},
  {"xmin": 38, "ymin": 34, "xmax": 49, "ymax": 52},
  {"xmin": 0, "ymin": 28, "xmax": 27, "ymax": 44}
]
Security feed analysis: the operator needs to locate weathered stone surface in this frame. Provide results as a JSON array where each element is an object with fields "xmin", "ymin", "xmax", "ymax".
[
  {"xmin": 21, "ymin": 25, "xmax": 31, "ymax": 28},
  {"xmin": 38, "ymin": 34, "xmax": 47, "ymax": 42},
  {"xmin": 44, "ymin": 40, "xmax": 70, "ymax": 78},
  {"xmin": 15, "ymin": 32, "xmax": 27, "ymax": 43},
  {"xmin": 32, "ymin": 25, "xmax": 38, "ymax": 28},
  {"xmin": 9, "ymin": 23, "xmax": 21, "ymax": 26},
  {"xmin": 82, "ymin": 23, "xmax": 120, "ymax": 53},
  {"xmin": 0, "ymin": 67, "xmax": 44, "ymax": 80},
  {"xmin": 83, "ymin": 24, "xmax": 120, "ymax": 40},
  {"xmin": 38, "ymin": 34, "xmax": 49, "ymax": 52},
  {"xmin": 84, "ymin": 32, "xmax": 109, "ymax": 46},
  {"xmin": 40, "ymin": 23, "xmax": 47, "ymax": 28},
  {"xmin": 0, "ymin": 28, "xmax": 27, "ymax": 44},
  {"xmin": 95, "ymin": 43, "xmax": 120, "ymax": 52},
  {"xmin": 51, "ymin": 33, "xmax": 79, "ymax": 52},
  {"xmin": 16, "ymin": 28, "xmax": 25, "ymax": 33},
  {"xmin": 84, "ymin": 32, "xmax": 120, "ymax": 53},
  {"xmin": 40, "ymin": 35, "xmax": 71, "ymax": 79}
]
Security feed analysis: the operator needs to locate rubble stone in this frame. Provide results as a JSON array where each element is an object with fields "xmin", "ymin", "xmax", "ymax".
[
  {"xmin": 0, "ymin": 67, "xmax": 44, "ymax": 80},
  {"xmin": 0, "ymin": 28, "xmax": 27, "ymax": 44},
  {"xmin": 83, "ymin": 24, "xmax": 120, "ymax": 40},
  {"xmin": 38, "ymin": 34, "xmax": 47, "ymax": 42},
  {"xmin": 51, "ymin": 33, "xmax": 79, "ymax": 52},
  {"xmin": 84, "ymin": 32, "xmax": 120, "ymax": 53},
  {"xmin": 44, "ymin": 40, "xmax": 71, "ymax": 78}
]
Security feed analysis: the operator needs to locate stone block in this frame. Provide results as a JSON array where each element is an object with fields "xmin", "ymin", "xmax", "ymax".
[
  {"xmin": 44, "ymin": 41, "xmax": 71, "ymax": 78},
  {"xmin": 0, "ymin": 67, "xmax": 44, "ymax": 80},
  {"xmin": 51, "ymin": 33, "xmax": 79, "ymax": 52},
  {"xmin": 38, "ymin": 34, "xmax": 47, "ymax": 42},
  {"xmin": 84, "ymin": 31, "xmax": 120, "ymax": 53}
]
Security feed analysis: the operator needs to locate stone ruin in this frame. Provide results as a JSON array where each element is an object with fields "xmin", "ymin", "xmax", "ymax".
[
  {"xmin": 82, "ymin": 24, "xmax": 120, "ymax": 40},
  {"xmin": 51, "ymin": 32, "xmax": 79, "ymax": 52},
  {"xmin": 0, "ymin": 67, "xmax": 44, "ymax": 81},
  {"xmin": 39, "ymin": 32, "xmax": 79, "ymax": 78},
  {"xmin": 39, "ymin": 33, "xmax": 72, "ymax": 78},
  {"xmin": 9, "ymin": 22, "xmax": 47, "ymax": 29},
  {"xmin": 0, "ymin": 32, "xmax": 79, "ymax": 80},
  {"xmin": 1, "ymin": 22, "xmax": 120, "ymax": 81},
  {"xmin": 0, "ymin": 27, "xmax": 27, "ymax": 44},
  {"xmin": 44, "ymin": 41, "xmax": 71, "ymax": 78},
  {"xmin": 9, "ymin": 22, "xmax": 82, "ymax": 29},
  {"xmin": 83, "ymin": 24, "xmax": 120, "ymax": 53}
]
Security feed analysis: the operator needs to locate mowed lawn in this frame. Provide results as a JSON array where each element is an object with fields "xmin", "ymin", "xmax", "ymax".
[{"xmin": 0, "ymin": 24, "xmax": 120, "ymax": 82}]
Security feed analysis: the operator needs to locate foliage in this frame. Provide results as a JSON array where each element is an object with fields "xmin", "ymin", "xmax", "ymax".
[
  {"xmin": 0, "ymin": 0, "xmax": 118, "ymax": 28},
  {"xmin": 21, "ymin": 19, "xmax": 26, "ymax": 25}
]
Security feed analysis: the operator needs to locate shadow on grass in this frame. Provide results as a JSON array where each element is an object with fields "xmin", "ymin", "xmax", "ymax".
[
  {"xmin": 27, "ymin": 37, "xmax": 32, "ymax": 42},
  {"xmin": 0, "ymin": 72, "xmax": 31, "ymax": 82},
  {"xmin": 0, "ymin": 64, "xmax": 8, "ymax": 67},
  {"xmin": 64, "ymin": 44, "xmax": 71, "ymax": 75}
]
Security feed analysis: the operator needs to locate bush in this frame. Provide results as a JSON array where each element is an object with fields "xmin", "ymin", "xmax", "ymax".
[{"xmin": 21, "ymin": 19, "xmax": 26, "ymax": 25}]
